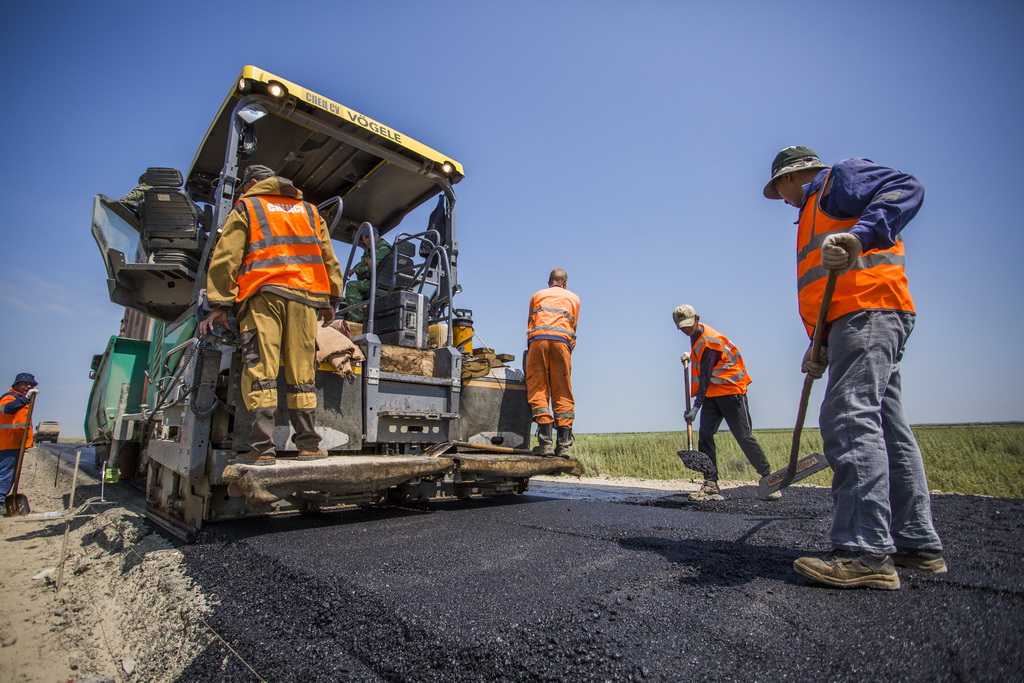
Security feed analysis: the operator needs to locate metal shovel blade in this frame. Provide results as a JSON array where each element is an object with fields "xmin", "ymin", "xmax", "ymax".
[
  {"xmin": 758, "ymin": 452, "xmax": 831, "ymax": 496},
  {"xmin": 4, "ymin": 493, "xmax": 30, "ymax": 517},
  {"xmin": 677, "ymin": 449, "xmax": 713, "ymax": 477}
]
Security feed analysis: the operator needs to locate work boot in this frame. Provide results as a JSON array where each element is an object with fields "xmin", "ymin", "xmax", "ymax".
[
  {"xmin": 892, "ymin": 548, "xmax": 947, "ymax": 574},
  {"xmin": 793, "ymin": 549, "xmax": 900, "ymax": 590},
  {"xmin": 554, "ymin": 426, "xmax": 574, "ymax": 458},
  {"xmin": 290, "ymin": 408, "xmax": 325, "ymax": 457},
  {"xmin": 297, "ymin": 447, "xmax": 328, "ymax": 461},
  {"xmin": 532, "ymin": 422, "xmax": 555, "ymax": 456},
  {"xmin": 688, "ymin": 480, "xmax": 724, "ymax": 501},
  {"xmin": 231, "ymin": 450, "xmax": 276, "ymax": 466}
]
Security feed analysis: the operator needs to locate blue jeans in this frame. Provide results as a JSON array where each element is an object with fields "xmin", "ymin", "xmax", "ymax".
[
  {"xmin": 0, "ymin": 448, "xmax": 18, "ymax": 505},
  {"xmin": 821, "ymin": 310, "xmax": 942, "ymax": 555}
]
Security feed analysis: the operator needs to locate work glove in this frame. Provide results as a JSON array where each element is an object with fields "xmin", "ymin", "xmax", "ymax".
[
  {"xmin": 26, "ymin": 388, "xmax": 39, "ymax": 397},
  {"xmin": 684, "ymin": 406, "xmax": 699, "ymax": 422},
  {"xmin": 680, "ymin": 352, "xmax": 691, "ymax": 364},
  {"xmin": 821, "ymin": 232, "xmax": 863, "ymax": 275},
  {"xmin": 801, "ymin": 343, "xmax": 828, "ymax": 379}
]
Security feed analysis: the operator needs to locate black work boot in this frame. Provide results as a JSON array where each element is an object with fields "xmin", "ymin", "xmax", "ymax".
[
  {"xmin": 532, "ymin": 422, "xmax": 555, "ymax": 456},
  {"xmin": 554, "ymin": 426, "xmax": 573, "ymax": 458}
]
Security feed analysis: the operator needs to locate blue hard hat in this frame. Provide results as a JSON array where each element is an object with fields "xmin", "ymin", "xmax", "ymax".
[{"xmin": 14, "ymin": 373, "xmax": 37, "ymax": 387}]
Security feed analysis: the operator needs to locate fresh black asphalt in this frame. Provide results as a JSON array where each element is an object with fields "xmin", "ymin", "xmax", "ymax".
[{"xmin": 175, "ymin": 485, "xmax": 1023, "ymax": 682}]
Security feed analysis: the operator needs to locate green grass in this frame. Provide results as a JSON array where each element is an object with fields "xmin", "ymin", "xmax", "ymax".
[{"xmin": 573, "ymin": 423, "xmax": 1024, "ymax": 498}]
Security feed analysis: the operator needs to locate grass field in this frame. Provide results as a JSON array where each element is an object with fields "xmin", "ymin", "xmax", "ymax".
[{"xmin": 572, "ymin": 423, "xmax": 1024, "ymax": 498}]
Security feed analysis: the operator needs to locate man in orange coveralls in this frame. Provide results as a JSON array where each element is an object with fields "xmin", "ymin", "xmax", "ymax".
[{"xmin": 525, "ymin": 268, "xmax": 581, "ymax": 458}]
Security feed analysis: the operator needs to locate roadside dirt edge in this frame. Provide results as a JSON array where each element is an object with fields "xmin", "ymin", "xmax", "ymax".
[{"xmin": 0, "ymin": 448, "xmax": 213, "ymax": 683}]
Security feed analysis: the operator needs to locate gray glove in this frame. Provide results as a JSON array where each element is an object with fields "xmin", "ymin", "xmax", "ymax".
[
  {"xmin": 26, "ymin": 388, "xmax": 39, "ymax": 397},
  {"xmin": 821, "ymin": 232, "xmax": 863, "ymax": 275},
  {"xmin": 684, "ymin": 406, "xmax": 699, "ymax": 422},
  {"xmin": 680, "ymin": 352, "xmax": 691, "ymax": 364},
  {"xmin": 801, "ymin": 344, "xmax": 828, "ymax": 380}
]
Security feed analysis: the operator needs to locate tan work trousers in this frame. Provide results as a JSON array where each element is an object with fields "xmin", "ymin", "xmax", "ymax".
[
  {"xmin": 525, "ymin": 339, "xmax": 575, "ymax": 428},
  {"xmin": 238, "ymin": 291, "xmax": 321, "ymax": 453}
]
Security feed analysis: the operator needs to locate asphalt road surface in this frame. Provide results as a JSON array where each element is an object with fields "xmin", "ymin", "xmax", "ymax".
[{"xmin": 170, "ymin": 484, "xmax": 1022, "ymax": 682}]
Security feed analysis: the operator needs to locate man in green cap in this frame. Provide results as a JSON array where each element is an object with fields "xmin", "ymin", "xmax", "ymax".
[
  {"xmin": 343, "ymin": 231, "xmax": 393, "ymax": 323},
  {"xmin": 763, "ymin": 146, "xmax": 944, "ymax": 590}
]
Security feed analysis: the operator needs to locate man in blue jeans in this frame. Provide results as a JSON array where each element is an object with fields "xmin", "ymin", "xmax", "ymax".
[{"xmin": 763, "ymin": 146, "xmax": 944, "ymax": 590}]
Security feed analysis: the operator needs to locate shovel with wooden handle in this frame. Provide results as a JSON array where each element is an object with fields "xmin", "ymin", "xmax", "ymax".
[
  {"xmin": 4, "ymin": 393, "xmax": 37, "ymax": 517},
  {"xmin": 758, "ymin": 271, "xmax": 839, "ymax": 497},
  {"xmin": 677, "ymin": 357, "xmax": 713, "ymax": 476}
]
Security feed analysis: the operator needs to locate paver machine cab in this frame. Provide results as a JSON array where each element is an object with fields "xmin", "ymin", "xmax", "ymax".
[{"xmin": 87, "ymin": 66, "xmax": 580, "ymax": 538}]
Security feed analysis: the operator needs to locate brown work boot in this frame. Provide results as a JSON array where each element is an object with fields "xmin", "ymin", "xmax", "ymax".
[
  {"xmin": 532, "ymin": 423, "xmax": 555, "ymax": 456},
  {"xmin": 231, "ymin": 450, "xmax": 276, "ymax": 466},
  {"xmin": 892, "ymin": 548, "xmax": 947, "ymax": 573},
  {"xmin": 794, "ymin": 549, "xmax": 900, "ymax": 590},
  {"xmin": 296, "ymin": 447, "xmax": 328, "ymax": 461},
  {"xmin": 688, "ymin": 480, "xmax": 724, "ymax": 501}
]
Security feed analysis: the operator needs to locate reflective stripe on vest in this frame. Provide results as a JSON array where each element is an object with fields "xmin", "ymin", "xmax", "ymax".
[
  {"xmin": 690, "ymin": 324, "xmax": 750, "ymax": 398},
  {"xmin": 236, "ymin": 196, "xmax": 332, "ymax": 302},
  {"xmin": 0, "ymin": 391, "xmax": 32, "ymax": 450},
  {"xmin": 527, "ymin": 287, "xmax": 580, "ymax": 348},
  {"xmin": 797, "ymin": 173, "xmax": 914, "ymax": 337}
]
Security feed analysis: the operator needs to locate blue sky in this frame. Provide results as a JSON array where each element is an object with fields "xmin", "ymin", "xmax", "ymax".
[{"xmin": 2, "ymin": 0, "xmax": 1021, "ymax": 436}]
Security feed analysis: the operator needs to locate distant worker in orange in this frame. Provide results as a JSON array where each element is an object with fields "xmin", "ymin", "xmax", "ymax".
[
  {"xmin": 199, "ymin": 165, "xmax": 345, "ymax": 466},
  {"xmin": 673, "ymin": 306, "xmax": 776, "ymax": 501},
  {"xmin": 526, "ymin": 268, "xmax": 581, "ymax": 458},
  {"xmin": 0, "ymin": 373, "xmax": 38, "ymax": 508}
]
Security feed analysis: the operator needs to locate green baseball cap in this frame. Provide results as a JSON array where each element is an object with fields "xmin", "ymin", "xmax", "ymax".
[
  {"xmin": 763, "ymin": 146, "xmax": 829, "ymax": 199},
  {"xmin": 241, "ymin": 164, "xmax": 276, "ymax": 186}
]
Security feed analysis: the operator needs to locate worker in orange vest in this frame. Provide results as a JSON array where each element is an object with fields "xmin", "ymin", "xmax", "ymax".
[
  {"xmin": 764, "ymin": 146, "xmax": 943, "ymax": 590},
  {"xmin": 526, "ymin": 268, "xmax": 581, "ymax": 458},
  {"xmin": 0, "ymin": 373, "xmax": 38, "ymax": 507},
  {"xmin": 199, "ymin": 165, "xmax": 345, "ymax": 466},
  {"xmin": 673, "ymin": 306, "xmax": 777, "ymax": 501}
]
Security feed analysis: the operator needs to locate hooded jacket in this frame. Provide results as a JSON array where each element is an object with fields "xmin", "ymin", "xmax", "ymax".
[{"xmin": 206, "ymin": 177, "xmax": 345, "ymax": 311}]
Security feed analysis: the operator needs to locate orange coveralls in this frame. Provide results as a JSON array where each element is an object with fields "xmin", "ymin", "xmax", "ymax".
[{"xmin": 526, "ymin": 285, "xmax": 580, "ymax": 428}]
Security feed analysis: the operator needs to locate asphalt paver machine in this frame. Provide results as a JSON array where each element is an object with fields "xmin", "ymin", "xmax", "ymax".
[{"xmin": 86, "ymin": 66, "xmax": 579, "ymax": 538}]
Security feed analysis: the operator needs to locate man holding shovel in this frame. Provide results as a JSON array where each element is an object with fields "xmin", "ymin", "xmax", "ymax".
[
  {"xmin": 1, "ymin": 373, "xmax": 38, "ymax": 511},
  {"xmin": 673, "ymin": 306, "xmax": 777, "ymax": 501},
  {"xmin": 764, "ymin": 146, "xmax": 944, "ymax": 590}
]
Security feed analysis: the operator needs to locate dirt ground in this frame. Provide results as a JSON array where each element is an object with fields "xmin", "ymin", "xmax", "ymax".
[{"xmin": 0, "ymin": 447, "xmax": 212, "ymax": 683}]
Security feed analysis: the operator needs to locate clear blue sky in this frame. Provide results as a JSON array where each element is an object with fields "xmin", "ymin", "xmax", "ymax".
[{"xmin": 2, "ymin": 0, "xmax": 1021, "ymax": 436}]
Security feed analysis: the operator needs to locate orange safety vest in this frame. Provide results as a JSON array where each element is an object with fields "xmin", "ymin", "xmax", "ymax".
[
  {"xmin": 690, "ymin": 324, "xmax": 751, "ymax": 398},
  {"xmin": 527, "ymin": 286, "xmax": 581, "ymax": 349},
  {"xmin": 235, "ymin": 195, "xmax": 332, "ymax": 302},
  {"xmin": 797, "ymin": 172, "xmax": 915, "ymax": 337},
  {"xmin": 0, "ymin": 390, "xmax": 33, "ymax": 450}
]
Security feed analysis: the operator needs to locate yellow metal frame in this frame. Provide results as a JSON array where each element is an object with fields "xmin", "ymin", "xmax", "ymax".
[{"xmin": 236, "ymin": 66, "xmax": 464, "ymax": 177}]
